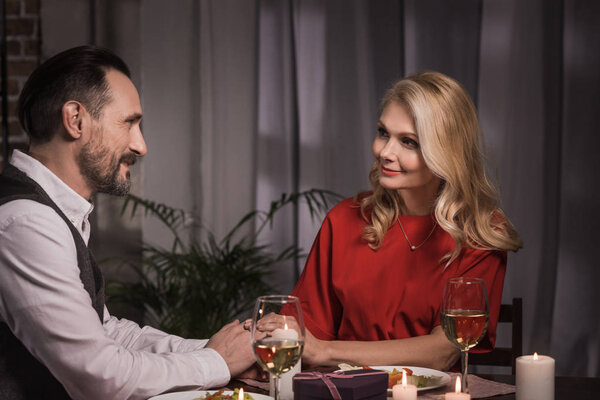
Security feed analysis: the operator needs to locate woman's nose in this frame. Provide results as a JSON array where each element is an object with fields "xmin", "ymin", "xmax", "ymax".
[{"xmin": 379, "ymin": 140, "xmax": 396, "ymax": 161}]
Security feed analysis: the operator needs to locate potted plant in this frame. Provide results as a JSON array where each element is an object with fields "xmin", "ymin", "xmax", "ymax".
[{"xmin": 106, "ymin": 189, "xmax": 340, "ymax": 338}]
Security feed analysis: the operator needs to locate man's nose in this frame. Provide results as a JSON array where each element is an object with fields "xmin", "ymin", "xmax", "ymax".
[{"xmin": 130, "ymin": 127, "xmax": 147, "ymax": 156}]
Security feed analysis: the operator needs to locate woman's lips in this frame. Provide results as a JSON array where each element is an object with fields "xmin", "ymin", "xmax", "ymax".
[{"xmin": 381, "ymin": 166, "xmax": 403, "ymax": 176}]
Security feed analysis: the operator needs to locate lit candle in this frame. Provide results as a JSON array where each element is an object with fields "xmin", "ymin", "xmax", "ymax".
[
  {"xmin": 445, "ymin": 377, "xmax": 470, "ymax": 400},
  {"xmin": 392, "ymin": 370, "xmax": 417, "ymax": 400},
  {"xmin": 269, "ymin": 324, "xmax": 300, "ymax": 400},
  {"xmin": 516, "ymin": 352, "xmax": 555, "ymax": 400},
  {"xmin": 238, "ymin": 388, "xmax": 244, "ymax": 400},
  {"xmin": 272, "ymin": 325, "xmax": 299, "ymax": 340}
]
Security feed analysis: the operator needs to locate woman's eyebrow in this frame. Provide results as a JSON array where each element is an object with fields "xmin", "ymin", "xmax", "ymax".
[{"xmin": 377, "ymin": 120, "xmax": 418, "ymax": 137}]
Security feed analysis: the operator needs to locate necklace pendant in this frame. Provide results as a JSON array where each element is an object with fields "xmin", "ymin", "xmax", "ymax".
[{"xmin": 397, "ymin": 217, "xmax": 437, "ymax": 252}]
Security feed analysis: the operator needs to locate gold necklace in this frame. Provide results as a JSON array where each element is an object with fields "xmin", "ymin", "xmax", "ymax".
[{"xmin": 397, "ymin": 217, "xmax": 437, "ymax": 251}]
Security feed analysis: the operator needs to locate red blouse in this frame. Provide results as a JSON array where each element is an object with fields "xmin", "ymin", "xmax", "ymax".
[{"xmin": 290, "ymin": 197, "xmax": 506, "ymax": 353}]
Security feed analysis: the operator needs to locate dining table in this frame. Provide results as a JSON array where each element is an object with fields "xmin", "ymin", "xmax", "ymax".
[
  {"xmin": 228, "ymin": 371, "xmax": 600, "ymax": 399},
  {"xmin": 473, "ymin": 374, "xmax": 599, "ymax": 399}
]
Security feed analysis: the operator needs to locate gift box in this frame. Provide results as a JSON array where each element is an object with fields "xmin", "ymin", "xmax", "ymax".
[{"xmin": 292, "ymin": 369, "xmax": 388, "ymax": 400}]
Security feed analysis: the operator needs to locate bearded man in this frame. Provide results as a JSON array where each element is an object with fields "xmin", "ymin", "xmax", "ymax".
[{"xmin": 0, "ymin": 46, "xmax": 255, "ymax": 400}]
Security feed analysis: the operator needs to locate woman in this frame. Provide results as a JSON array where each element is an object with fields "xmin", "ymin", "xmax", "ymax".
[{"xmin": 258, "ymin": 72, "xmax": 522, "ymax": 371}]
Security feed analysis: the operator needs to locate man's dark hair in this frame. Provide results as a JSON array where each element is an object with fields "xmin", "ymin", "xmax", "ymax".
[{"xmin": 17, "ymin": 45, "xmax": 131, "ymax": 144}]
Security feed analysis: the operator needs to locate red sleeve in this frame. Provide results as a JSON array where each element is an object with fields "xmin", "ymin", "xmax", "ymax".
[
  {"xmin": 442, "ymin": 249, "xmax": 507, "ymax": 353},
  {"xmin": 285, "ymin": 215, "xmax": 341, "ymax": 340}
]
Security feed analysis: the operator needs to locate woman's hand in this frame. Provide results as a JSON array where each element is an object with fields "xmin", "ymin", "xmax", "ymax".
[
  {"xmin": 244, "ymin": 314, "xmax": 458, "ymax": 369},
  {"xmin": 247, "ymin": 313, "xmax": 327, "ymax": 367}
]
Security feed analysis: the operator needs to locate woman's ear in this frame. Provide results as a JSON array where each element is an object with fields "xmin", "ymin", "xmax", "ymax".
[{"xmin": 62, "ymin": 101, "xmax": 84, "ymax": 140}]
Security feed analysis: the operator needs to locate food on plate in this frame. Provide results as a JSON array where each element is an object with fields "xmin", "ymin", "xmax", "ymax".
[
  {"xmin": 193, "ymin": 388, "xmax": 254, "ymax": 400},
  {"xmin": 385, "ymin": 366, "xmax": 413, "ymax": 387},
  {"xmin": 384, "ymin": 367, "xmax": 442, "ymax": 388},
  {"xmin": 337, "ymin": 364, "xmax": 443, "ymax": 389},
  {"xmin": 337, "ymin": 363, "xmax": 364, "ymax": 371}
]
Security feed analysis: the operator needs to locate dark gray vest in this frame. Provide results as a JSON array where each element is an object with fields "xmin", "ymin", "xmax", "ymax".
[{"xmin": 0, "ymin": 164, "xmax": 105, "ymax": 399}]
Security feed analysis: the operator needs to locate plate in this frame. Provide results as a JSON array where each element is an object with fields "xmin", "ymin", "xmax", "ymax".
[
  {"xmin": 369, "ymin": 366, "xmax": 451, "ymax": 393},
  {"xmin": 148, "ymin": 390, "xmax": 273, "ymax": 400}
]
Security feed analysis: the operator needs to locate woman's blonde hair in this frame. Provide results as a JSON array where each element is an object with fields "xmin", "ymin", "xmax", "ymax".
[{"xmin": 360, "ymin": 71, "xmax": 522, "ymax": 265}]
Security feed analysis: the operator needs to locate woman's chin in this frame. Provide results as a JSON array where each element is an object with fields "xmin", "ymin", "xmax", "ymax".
[{"xmin": 378, "ymin": 177, "xmax": 407, "ymax": 191}]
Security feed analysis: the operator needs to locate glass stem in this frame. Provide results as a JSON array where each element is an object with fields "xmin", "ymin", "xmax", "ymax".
[
  {"xmin": 273, "ymin": 374, "xmax": 281, "ymax": 400},
  {"xmin": 461, "ymin": 350, "xmax": 469, "ymax": 393}
]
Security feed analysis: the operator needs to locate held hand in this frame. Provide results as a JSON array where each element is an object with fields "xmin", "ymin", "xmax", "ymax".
[
  {"xmin": 235, "ymin": 363, "xmax": 269, "ymax": 381},
  {"xmin": 206, "ymin": 320, "xmax": 255, "ymax": 378},
  {"xmin": 253, "ymin": 313, "xmax": 327, "ymax": 366},
  {"xmin": 243, "ymin": 318, "xmax": 252, "ymax": 330}
]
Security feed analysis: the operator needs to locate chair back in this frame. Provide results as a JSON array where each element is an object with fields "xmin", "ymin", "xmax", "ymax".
[{"xmin": 470, "ymin": 297, "xmax": 522, "ymax": 374}]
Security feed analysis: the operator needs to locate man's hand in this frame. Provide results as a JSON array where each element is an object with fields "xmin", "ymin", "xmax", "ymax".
[
  {"xmin": 247, "ymin": 313, "xmax": 326, "ymax": 367},
  {"xmin": 235, "ymin": 363, "xmax": 269, "ymax": 381},
  {"xmin": 206, "ymin": 320, "xmax": 255, "ymax": 377}
]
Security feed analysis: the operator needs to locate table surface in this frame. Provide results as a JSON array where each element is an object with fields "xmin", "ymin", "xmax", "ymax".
[
  {"xmin": 231, "ymin": 373, "xmax": 600, "ymax": 399},
  {"xmin": 476, "ymin": 374, "xmax": 599, "ymax": 399}
]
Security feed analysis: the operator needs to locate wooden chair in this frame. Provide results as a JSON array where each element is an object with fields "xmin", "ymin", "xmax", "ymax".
[{"xmin": 470, "ymin": 297, "xmax": 522, "ymax": 374}]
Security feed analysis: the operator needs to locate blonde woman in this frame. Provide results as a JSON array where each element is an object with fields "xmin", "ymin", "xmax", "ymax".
[{"xmin": 258, "ymin": 72, "xmax": 522, "ymax": 371}]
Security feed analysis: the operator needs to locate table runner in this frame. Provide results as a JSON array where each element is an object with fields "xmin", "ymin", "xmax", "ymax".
[
  {"xmin": 236, "ymin": 373, "xmax": 515, "ymax": 399},
  {"xmin": 417, "ymin": 373, "xmax": 515, "ymax": 399}
]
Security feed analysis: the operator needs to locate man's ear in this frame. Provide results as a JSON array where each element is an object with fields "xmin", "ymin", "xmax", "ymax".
[{"xmin": 62, "ymin": 101, "xmax": 85, "ymax": 140}]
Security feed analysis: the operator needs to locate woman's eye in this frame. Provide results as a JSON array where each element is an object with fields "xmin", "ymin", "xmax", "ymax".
[
  {"xmin": 402, "ymin": 137, "xmax": 419, "ymax": 149},
  {"xmin": 377, "ymin": 128, "xmax": 389, "ymax": 138}
]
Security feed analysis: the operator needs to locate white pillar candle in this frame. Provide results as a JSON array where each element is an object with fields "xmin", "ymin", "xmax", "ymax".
[
  {"xmin": 445, "ymin": 376, "xmax": 470, "ymax": 400},
  {"xmin": 392, "ymin": 371, "xmax": 417, "ymax": 400},
  {"xmin": 272, "ymin": 327, "xmax": 299, "ymax": 340},
  {"xmin": 269, "ymin": 360, "xmax": 301, "ymax": 400},
  {"xmin": 516, "ymin": 353, "xmax": 555, "ymax": 400},
  {"xmin": 269, "ymin": 326, "xmax": 301, "ymax": 400}
]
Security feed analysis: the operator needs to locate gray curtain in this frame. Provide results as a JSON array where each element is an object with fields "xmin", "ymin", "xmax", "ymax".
[
  {"xmin": 194, "ymin": 0, "xmax": 599, "ymax": 377},
  {"xmin": 41, "ymin": 0, "xmax": 597, "ymax": 377}
]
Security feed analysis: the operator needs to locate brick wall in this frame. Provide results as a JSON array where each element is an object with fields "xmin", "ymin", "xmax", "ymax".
[{"xmin": 0, "ymin": 0, "xmax": 40, "ymax": 169}]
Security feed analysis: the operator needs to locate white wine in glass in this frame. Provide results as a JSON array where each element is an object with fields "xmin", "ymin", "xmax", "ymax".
[
  {"xmin": 441, "ymin": 277, "xmax": 489, "ymax": 393},
  {"xmin": 251, "ymin": 295, "xmax": 305, "ymax": 400}
]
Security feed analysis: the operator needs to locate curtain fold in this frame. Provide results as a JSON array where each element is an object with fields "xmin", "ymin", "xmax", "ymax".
[
  {"xmin": 479, "ymin": 0, "xmax": 547, "ymax": 365},
  {"xmin": 196, "ymin": 0, "xmax": 259, "ymax": 241},
  {"xmin": 404, "ymin": 0, "xmax": 483, "ymax": 100},
  {"xmin": 256, "ymin": 0, "xmax": 298, "ymax": 290},
  {"xmin": 552, "ymin": 0, "xmax": 600, "ymax": 377}
]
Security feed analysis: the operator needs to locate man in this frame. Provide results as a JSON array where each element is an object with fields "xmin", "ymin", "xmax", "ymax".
[{"xmin": 0, "ymin": 46, "xmax": 255, "ymax": 399}]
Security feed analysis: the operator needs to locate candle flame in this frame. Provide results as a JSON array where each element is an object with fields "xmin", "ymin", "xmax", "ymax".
[
  {"xmin": 533, "ymin": 352, "xmax": 539, "ymax": 360},
  {"xmin": 402, "ymin": 370, "xmax": 407, "ymax": 387},
  {"xmin": 284, "ymin": 323, "xmax": 288, "ymax": 330},
  {"xmin": 238, "ymin": 388, "xmax": 244, "ymax": 400},
  {"xmin": 455, "ymin": 376, "xmax": 462, "ymax": 393}
]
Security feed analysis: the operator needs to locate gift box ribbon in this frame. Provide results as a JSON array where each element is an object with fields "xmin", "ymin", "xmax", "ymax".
[{"xmin": 294, "ymin": 370, "xmax": 388, "ymax": 400}]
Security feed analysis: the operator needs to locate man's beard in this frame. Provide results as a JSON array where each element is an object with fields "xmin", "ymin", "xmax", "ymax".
[{"xmin": 78, "ymin": 138, "xmax": 136, "ymax": 197}]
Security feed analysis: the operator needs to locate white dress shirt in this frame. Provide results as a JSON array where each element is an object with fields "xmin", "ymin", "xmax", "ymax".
[{"xmin": 0, "ymin": 150, "xmax": 230, "ymax": 399}]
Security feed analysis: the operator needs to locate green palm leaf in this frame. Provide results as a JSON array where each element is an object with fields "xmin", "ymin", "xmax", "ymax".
[{"xmin": 107, "ymin": 189, "xmax": 341, "ymax": 338}]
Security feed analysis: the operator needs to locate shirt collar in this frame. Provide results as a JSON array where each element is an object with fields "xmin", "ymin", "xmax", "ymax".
[{"xmin": 9, "ymin": 150, "xmax": 95, "ymax": 241}]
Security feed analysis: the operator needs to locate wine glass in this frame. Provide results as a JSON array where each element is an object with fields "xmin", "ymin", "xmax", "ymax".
[
  {"xmin": 441, "ymin": 277, "xmax": 489, "ymax": 393},
  {"xmin": 251, "ymin": 295, "xmax": 305, "ymax": 400}
]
